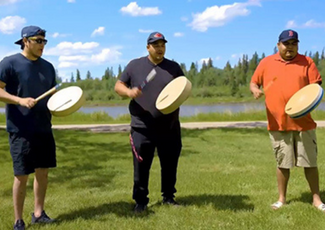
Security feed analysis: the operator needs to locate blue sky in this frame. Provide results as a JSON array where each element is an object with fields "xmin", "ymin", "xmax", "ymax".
[{"xmin": 0, "ymin": 0, "xmax": 324, "ymax": 81}]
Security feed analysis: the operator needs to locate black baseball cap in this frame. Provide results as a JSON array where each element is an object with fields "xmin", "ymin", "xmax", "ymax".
[
  {"xmin": 14, "ymin": 25, "xmax": 46, "ymax": 45},
  {"xmin": 147, "ymin": 32, "xmax": 167, "ymax": 44},
  {"xmin": 278, "ymin": 29, "xmax": 299, "ymax": 43}
]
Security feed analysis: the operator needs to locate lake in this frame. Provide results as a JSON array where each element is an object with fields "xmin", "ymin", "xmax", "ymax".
[{"xmin": 0, "ymin": 102, "xmax": 324, "ymax": 118}]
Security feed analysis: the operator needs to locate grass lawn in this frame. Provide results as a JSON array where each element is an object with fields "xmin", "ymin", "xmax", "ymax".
[{"xmin": 2, "ymin": 128, "xmax": 325, "ymax": 229}]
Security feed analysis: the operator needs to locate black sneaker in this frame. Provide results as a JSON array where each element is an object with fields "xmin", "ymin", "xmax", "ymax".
[
  {"xmin": 134, "ymin": 203, "xmax": 147, "ymax": 213},
  {"xmin": 31, "ymin": 210, "xmax": 56, "ymax": 224},
  {"xmin": 163, "ymin": 197, "xmax": 179, "ymax": 206},
  {"xmin": 13, "ymin": 219, "xmax": 25, "ymax": 230}
]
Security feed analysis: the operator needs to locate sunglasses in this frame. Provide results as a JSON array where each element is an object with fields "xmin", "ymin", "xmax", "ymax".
[{"xmin": 28, "ymin": 37, "xmax": 48, "ymax": 45}]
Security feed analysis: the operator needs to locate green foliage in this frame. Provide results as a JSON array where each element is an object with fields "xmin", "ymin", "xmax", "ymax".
[{"xmin": 56, "ymin": 48, "xmax": 325, "ymax": 104}]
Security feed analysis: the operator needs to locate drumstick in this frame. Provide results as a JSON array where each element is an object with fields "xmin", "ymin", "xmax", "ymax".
[
  {"xmin": 35, "ymin": 83, "xmax": 62, "ymax": 102},
  {"xmin": 54, "ymin": 99, "xmax": 72, "ymax": 111},
  {"xmin": 263, "ymin": 77, "xmax": 277, "ymax": 93},
  {"xmin": 138, "ymin": 69, "xmax": 157, "ymax": 90}
]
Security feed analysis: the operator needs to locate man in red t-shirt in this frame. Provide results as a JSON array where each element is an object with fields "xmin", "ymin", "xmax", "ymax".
[{"xmin": 250, "ymin": 29, "xmax": 325, "ymax": 211}]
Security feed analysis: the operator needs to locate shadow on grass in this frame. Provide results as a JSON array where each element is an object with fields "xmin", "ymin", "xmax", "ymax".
[
  {"xmin": 287, "ymin": 190, "xmax": 325, "ymax": 205},
  {"xmin": 176, "ymin": 194, "xmax": 254, "ymax": 212},
  {"xmin": 54, "ymin": 201, "xmax": 154, "ymax": 223}
]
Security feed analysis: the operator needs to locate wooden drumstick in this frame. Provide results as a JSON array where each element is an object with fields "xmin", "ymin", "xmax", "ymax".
[
  {"xmin": 35, "ymin": 83, "xmax": 62, "ymax": 102},
  {"xmin": 263, "ymin": 77, "xmax": 277, "ymax": 93},
  {"xmin": 138, "ymin": 69, "xmax": 157, "ymax": 90}
]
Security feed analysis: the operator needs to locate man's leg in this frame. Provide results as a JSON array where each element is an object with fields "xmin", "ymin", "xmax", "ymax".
[
  {"xmin": 157, "ymin": 127, "xmax": 182, "ymax": 200},
  {"xmin": 296, "ymin": 130, "xmax": 323, "ymax": 207},
  {"xmin": 276, "ymin": 168, "xmax": 290, "ymax": 205},
  {"xmin": 130, "ymin": 128, "xmax": 155, "ymax": 206},
  {"xmin": 33, "ymin": 168, "xmax": 49, "ymax": 217},
  {"xmin": 13, "ymin": 175, "xmax": 29, "ymax": 222},
  {"xmin": 269, "ymin": 131, "xmax": 294, "ymax": 209},
  {"xmin": 304, "ymin": 167, "xmax": 323, "ymax": 207}
]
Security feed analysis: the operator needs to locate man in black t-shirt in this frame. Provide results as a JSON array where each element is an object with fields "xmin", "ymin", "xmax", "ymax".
[
  {"xmin": 115, "ymin": 31, "xmax": 184, "ymax": 213},
  {"xmin": 0, "ymin": 25, "xmax": 57, "ymax": 230}
]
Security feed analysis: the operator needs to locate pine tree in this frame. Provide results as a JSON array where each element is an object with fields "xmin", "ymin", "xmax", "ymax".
[
  {"xmin": 313, "ymin": 51, "xmax": 320, "ymax": 67},
  {"xmin": 207, "ymin": 58, "xmax": 213, "ymax": 68},
  {"xmin": 86, "ymin": 70, "xmax": 92, "ymax": 79},
  {"xmin": 70, "ymin": 72, "xmax": 75, "ymax": 82},
  {"xmin": 76, "ymin": 69, "xmax": 81, "ymax": 81}
]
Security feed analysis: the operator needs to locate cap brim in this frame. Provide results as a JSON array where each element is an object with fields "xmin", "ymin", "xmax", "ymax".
[
  {"xmin": 148, "ymin": 38, "xmax": 168, "ymax": 44},
  {"xmin": 279, "ymin": 38, "xmax": 299, "ymax": 42},
  {"xmin": 14, "ymin": 39, "xmax": 23, "ymax": 45}
]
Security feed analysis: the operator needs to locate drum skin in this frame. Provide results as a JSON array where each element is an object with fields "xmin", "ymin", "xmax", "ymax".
[
  {"xmin": 47, "ymin": 86, "xmax": 85, "ymax": 117},
  {"xmin": 285, "ymin": 83, "xmax": 323, "ymax": 118},
  {"xmin": 156, "ymin": 76, "xmax": 192, "ymax": 115}
]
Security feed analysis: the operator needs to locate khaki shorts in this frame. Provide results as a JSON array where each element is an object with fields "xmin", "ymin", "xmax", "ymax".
[{"xmin": 269, "ymin": 129, "xmax": 317, "ymax": 168}]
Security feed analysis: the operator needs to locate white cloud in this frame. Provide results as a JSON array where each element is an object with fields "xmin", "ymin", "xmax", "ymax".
[
  {"xmin": 51, "ymin": 32, "xmax": 70, "ymax": 38},
  {"xmin": 90, "ymin": 48, "xmax": 121, "ymax": 63},
  {"xmin": 285, "ymin": 20, "xmax": 297, "ymax": 28},
  {"xmin": 45, "ymin": 41, "xmax": 100, "ymax": 56},
  {"xmin": 189, "ymin": 0, "xmax": 261, "ymax": 32},
  {"xmin": 120, "ymin": 2, "xmax": 162, "ymax": 16},
  {"xmin": 181, "ymin": 17, "xmax": 188, "ymax": 22},
  {"xmin": 215, "ymin": 56, "xmax": 221, "ymax": 61},
  {"xmin": 57, "ymin": 48, "xmax": 122, "ymax": 68},
  {"xmin": 67, "ymin": 0, "xmax": 75, "ymax": 3},
  {"xmin": 174, "ymin": 32, "xmax": 184, "ymax": 37},
  {"xmin": 199, "ymin": 58, "xmax": 210, "ymax": 65},
  {"xmin": 0, "ymin": 16, "xmax": 26, "ymax": 34},
  {"xmin": 59, "ymin": 55, "xmax": 88, "ymax": 62},
  {"xmin": 286, "ymin": 19, "xmax": 325, "ymax": 29},
  {"xmin": 139, "ymin": 29, "xmax": 153, "ymax": 33},
  {"xmin": 0, "ymin": 0, "xmax": 19, "ymax": 6},
  {"xmin": 58, "ymin": 61, "xmax": 78, "ymax": 68},
  {"xmin": 91, "ymin": 26, "xmax": 105, "ymax": 37},
  {"xmin": 46, "ymin": 41, "xmax": 123, "ymax": 70}
]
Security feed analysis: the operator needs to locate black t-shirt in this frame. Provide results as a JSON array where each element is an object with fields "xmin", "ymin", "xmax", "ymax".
[
  {"xmin": 119, "ymin": 56, "xmax": 184, "ymax": 130},
  {"xmin": 0, "ymin": 53, "xmax": 56, "ymax": 134}
]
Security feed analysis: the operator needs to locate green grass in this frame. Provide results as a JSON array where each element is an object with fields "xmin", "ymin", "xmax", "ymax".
[{"xmin": 2, "ymin": 128, "xmax": 325, "ymax": 229}]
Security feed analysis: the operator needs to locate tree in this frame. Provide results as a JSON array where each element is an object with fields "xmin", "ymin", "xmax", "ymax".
[
  {"xmin": 117, "ymin": 65, "xmax": 122, "ymax": 78},
  {"xmin": 207, "ymin": 58, "xmax": 213, "ymax": 68},
  {"xmin": 86, "ymin": 70, "xmax": 92, "ymax": 79},
  {"xmin": 189, "ymin": 62, "xmax": 198, "ymax": 74},
  {"xmin": 180, "ymin": 63, "xmax": 187, "ymax": 75},
  {"xmin": 70, "ymin": 72, "xmax": 75, "ymax": 82},
  {"xmin": 248, "ymin": 52, "xmax": 259, "ymax": 72},
  {"xmin": 313, "ymin": 51, "xmax": 320, "ymax": 67},
  {"xmin": 273, "ymin": 46, "xmax": 277, "ymax": 54},
  {"xmin": 201, "ymin": 60, "xmax": 208, "ymax": 72},
  {"xmin": 55, "ymin": 69, "xmax": 62, "ymax": 83},
  {"xmin": 102, "ymin": 67, "xmax": 110, "ymax": 80},
  {"xmin": 223, "ymin": 61, "xmax": 232, "ymax": 85},
  {"xmin": 76, "ymin": 69, "xmax": 81, "ymax": 81}
]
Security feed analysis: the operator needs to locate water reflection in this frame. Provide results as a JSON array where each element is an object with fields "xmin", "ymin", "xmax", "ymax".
[{"xmin": 0, "ymin": 102, "xmax": 324, "ymax": 118}]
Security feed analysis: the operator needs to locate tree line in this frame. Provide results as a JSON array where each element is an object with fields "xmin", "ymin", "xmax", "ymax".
[{"xmin": 58, "ymin": 48, "xmax": 325, "ymax": 102}]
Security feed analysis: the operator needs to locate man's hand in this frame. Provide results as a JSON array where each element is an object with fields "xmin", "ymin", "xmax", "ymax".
[
  {"xmin": 251, "ymin": 88, "xmax": 264, "ymax": 99},
  {"xmin": 127, "ymin": 87, "xmax": 142, "ymax": 99},
  {"xmin": 18, "ymin": 97, "xmax": 37, "ymax": 109}
]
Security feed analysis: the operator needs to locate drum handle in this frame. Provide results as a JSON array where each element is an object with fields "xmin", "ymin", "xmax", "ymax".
[{"xmin": 35, "ymin": 83, "xmax": 62, "ymax": 102}]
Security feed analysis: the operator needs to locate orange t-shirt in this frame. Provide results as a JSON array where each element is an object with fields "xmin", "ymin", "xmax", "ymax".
[{"xmin": 251, "ymin": 53, "xmax": 322, "ymax": 131}]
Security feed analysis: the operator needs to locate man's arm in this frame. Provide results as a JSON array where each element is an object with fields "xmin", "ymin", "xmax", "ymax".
[
  {"xmin": 0, "ymin": 81, "xmax": 36, "ymax": 109},
  {"xmin": 114, "ymin": 80, "xmax": 142, "ymax": 99}
]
